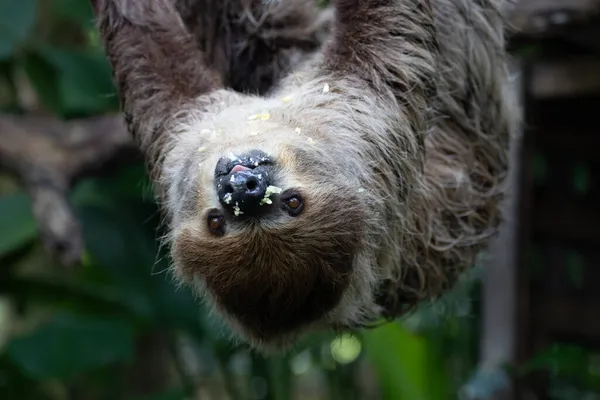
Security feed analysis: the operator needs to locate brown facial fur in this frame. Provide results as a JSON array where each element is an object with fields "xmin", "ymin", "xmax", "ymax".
[{"xmin": 173, "ymin": 186, "xmax": 365, "ymax": 341}]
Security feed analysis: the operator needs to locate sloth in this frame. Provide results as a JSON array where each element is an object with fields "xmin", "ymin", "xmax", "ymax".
[{"xmin": 91, "ymin": 0, "xmax": 519, "ymax": 352}]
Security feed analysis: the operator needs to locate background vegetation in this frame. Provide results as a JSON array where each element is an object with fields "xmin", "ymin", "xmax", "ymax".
[{"xmin": 0, "ymin": 0, "xmax": 599, "ymax": 399}]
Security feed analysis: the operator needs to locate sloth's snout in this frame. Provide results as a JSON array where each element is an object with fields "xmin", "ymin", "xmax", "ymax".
[
  {"xmin": 214, "ymin": 150, "xmax": 275, "ymax": 217},
  {"xmin": 220, "ymin": 169, "xmax": 269, "ymax": 212}
]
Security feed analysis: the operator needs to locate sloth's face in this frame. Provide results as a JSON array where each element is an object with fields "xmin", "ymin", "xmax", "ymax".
[{"xmin": 169, "ymin": 119, "xmax": 368, "ymax": 345}]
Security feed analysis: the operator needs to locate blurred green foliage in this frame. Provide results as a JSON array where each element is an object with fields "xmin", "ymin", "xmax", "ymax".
[{"xmin": 0, "ymin": 0, "xmax": 599, "ymax": 399}]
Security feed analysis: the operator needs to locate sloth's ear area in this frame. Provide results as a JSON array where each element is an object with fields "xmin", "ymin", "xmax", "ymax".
[{"xmin": 90, "ymin": 0, "xmax": 223, "ymax": 181}]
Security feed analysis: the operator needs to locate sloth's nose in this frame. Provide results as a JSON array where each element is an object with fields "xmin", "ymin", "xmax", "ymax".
[
  {"xmin": 219, "ymin": 169, "xmax": 269, "ymax": 216},
  {"xmin": 216, "ymin": 166, "xmax": 273, "ymax": 217},
  {"xmin": 214, "ymin": 150, "xmax": 275, "ymax": 217}
]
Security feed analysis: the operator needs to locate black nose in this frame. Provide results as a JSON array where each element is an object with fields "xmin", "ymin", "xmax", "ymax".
[{"xmin": 214, "ymin": 150, "xmax": 275, "ymax": 217}]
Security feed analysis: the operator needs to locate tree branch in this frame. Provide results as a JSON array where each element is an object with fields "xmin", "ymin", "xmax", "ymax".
[
  {"xmin": 1, "ymin": 0, "xmax": 599, "ymax": 266},
  {"xmin": 0, "ymin": 113, "xmax": 138, "ymax": 265}
]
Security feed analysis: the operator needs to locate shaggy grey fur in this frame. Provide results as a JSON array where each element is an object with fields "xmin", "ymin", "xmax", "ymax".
[{"xmin": 92, "ymin": 0, "xmax": 520, "ymax": 352}]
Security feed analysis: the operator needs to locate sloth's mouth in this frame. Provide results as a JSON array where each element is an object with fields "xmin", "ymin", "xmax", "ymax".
[
  {"xmin": 230, "ymin": 165, "xmax": 250, "ymax": 174},
  {"xmin": 214, "ymin": 149, "xmax": 274, "ymax": 178}
]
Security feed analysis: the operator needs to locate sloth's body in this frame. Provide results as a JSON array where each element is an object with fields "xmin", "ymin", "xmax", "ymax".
[{"xmin": 93, "ymin": 0, "xmax": 519, "ymax": 351}]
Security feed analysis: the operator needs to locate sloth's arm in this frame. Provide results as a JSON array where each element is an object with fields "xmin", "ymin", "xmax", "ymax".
[
  {"xmin": 292, "ymin": 0, "xmax": 441, "ymax": 201},
  {"xmin": 91, "ymin": 0, "xmax": 223, "ymax": 182},
  {"xmin": 322, "ymin": 0, "xmax": 438, "ymax": 97},
  {"xmin": 316, "ymin": 0, "xmax": 440, "ymax": 152}
]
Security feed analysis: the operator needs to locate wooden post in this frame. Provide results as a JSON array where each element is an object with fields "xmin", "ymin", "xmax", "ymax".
[{"xmin": 461, "ymin": 58, "xmax": 529, "ymax": 400}]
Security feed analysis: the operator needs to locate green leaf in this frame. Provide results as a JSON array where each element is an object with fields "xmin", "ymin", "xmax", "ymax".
[
  {"xmin": 521, "ymin": 343, "xmax": 588, "ymax": 376},
  {"xmin": 0, "ymin": 0, "xmax": 37, "ymax": 59},
  {"xmin": 75, "ymin": 203, "xmax": 155, "ymax": 318},
  {"xmin": 49, "ymin": 0, "xmax": 96, "ymax": 30},
  {"xmin": 72, "ymin": 170, "xmax": 206, "ymax": 333},
  {"xmin": 4, "ymin": 276, "xmax": 140, "ymax": 321},
  {"xmin": 7, "ymin": 311, "xmax": 135, "ymax": 380},
  {"xmin": 71, "ymin": 163, "xmax": 152, "ymax": 206},
  {"xmin": 32, "ymin": 45, "xmax": 118, "ymax": 116},
  {"xmin": 249, "ymin": 352, "xmax": 293, "ymax": 400},
  {"xmin": 363, "ymin": 322, "xmax": 448, "ymax": 400},
  {"xmin": 0, "ymin": 192, "xmax": 38, "ymax": 257},
  {"xmin": 148, "ymin": 267, "xmax": 206, "ymax": 336},
  {"xmin": 21, "ymin": 52, "xmax": 64, "ymax": 115},
  {"xmin": 0, "ymin": 60, "xmax": 20, "ymax": 110},
  {"xmin": 520, "ymin": 343, "xmax": 600, "ymax": 393},
  {"xmin": 0, "ymin": 353, "xmax": 52, "ymax": 400}
]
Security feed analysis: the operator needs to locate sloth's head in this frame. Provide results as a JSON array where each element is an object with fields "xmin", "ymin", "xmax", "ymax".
[{"xmin": 166, "ymin": 105, "xmax": 372, "ymax": 349}]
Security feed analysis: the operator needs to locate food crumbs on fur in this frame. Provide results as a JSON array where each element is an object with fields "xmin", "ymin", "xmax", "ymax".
[
  {"xmin": 200, "ymin": 129, "xmax": 212, "ymax": 135},
  {"xmin": 228, "ymin": 153, "xmax": 237, "ymax": 161},
  {"xmin": 294, "ymin": 127, "xmax": 302, "ymax": 134},
  {"xmin": 233, "ymin": 202, "xmax": 243, "ymax": 216},
  {"xmin": 266, "ymin": 185, "xmax": 282, "ymax": 195},
  {"xmin": 247, "ymin": 114, "xmax": 259, "ymax": 121},
  {"xmin": 223, "ymin": 193, "xmax": 232, "ymax": 204},
  {"xmin": 217, "ymin": 128, "xmax": 222, "ymax": 135},
  {"xmin": 281, "ymin": 95, "xmax": 293, "ymax": 103},
  {"xmin": 261, "ymin": 112, "xmax": 271, "ymax": 120},
  {"xmin": 323, "ymin": 83, "xmax": 330, "ymax": 93},
  {"xmin": 358, "ymin": 188, "xmax": 365, "ymax": 193},
  {"xmin": 197, "ymin": 146, "xmax": 206, "ymax": 152},
  {"xmin": 307, "ymin": 137, "xmax": 315, "ymax": 144},
  {"xmin": 260, "ymin": 185, "xmax": 283, "ymax": 206},
  {"xmin": 230, "ymin": 175, "xmax": 235, "ymax": 182}
]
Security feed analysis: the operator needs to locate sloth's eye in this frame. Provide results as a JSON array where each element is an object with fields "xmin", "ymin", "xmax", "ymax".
[
  {"xmin": 286, "ymin": 197, "xmax": 301, "ymax": 210},
  {"xmin": 281, "ymin": 192, "xmax": 304, "ymax": 217},
  {"xmin": 206, "ymin": 211, "xmax": 225, "ymax": 236}
]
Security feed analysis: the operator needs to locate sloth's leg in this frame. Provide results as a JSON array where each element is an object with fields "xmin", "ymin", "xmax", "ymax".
[
  {"xmin": 91, "ymin": 0, "xmax": 223, "ymax": 186},
  {"xmin": 175, "ymin": 0, "xmax": 333, "ymax": 95}
]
